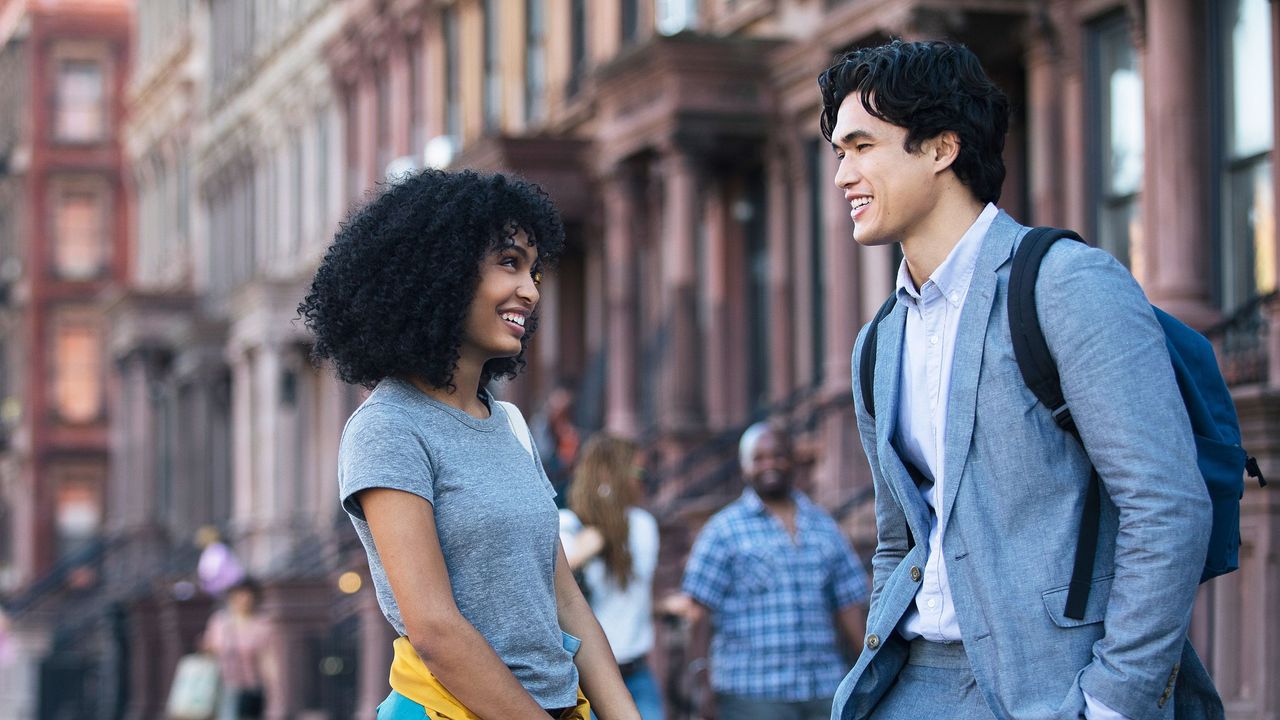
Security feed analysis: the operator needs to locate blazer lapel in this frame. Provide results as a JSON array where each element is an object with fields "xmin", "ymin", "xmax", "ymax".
[
  {"xmin": 873, "ymin": 301, "xmax": 932, "ymax": 543},
  {"xmin": 940, "ymin": 211, "xmax": 1023, "ymax": 530}
]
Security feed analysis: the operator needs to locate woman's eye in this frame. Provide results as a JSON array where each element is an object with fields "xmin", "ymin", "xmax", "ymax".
[{"xmin": 500, "ymin": 256, "xmax": 518, "ymax": 268}]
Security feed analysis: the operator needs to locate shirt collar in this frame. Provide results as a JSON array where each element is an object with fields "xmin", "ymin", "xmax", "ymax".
[{"xmin": 895, "ymin": 202, "xmax": 998, "ymax": 308}]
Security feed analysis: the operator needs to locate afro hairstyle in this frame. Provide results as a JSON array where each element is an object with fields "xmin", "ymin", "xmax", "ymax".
[{"xmin": 298, "ymin": 169, "xmax": 565, "ymax": 391}]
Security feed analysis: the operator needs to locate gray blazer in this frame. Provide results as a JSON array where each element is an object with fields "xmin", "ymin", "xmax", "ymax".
[{"xmin": 832, "ymin": 212, "xmax": 1223, "ymax": 720}]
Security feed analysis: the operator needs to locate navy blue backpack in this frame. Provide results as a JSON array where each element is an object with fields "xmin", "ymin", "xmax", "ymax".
[{"xmin": 859, "ymin": 227, "xmax": 1267, "ymax": 620}]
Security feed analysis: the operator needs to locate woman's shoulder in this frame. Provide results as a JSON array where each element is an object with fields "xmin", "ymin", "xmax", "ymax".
[{"xmin": 627, "ymin": 507, "xmax": 659, "ymax": 541}]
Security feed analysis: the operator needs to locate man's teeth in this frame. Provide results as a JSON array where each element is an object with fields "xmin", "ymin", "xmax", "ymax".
[
  {"xmin": 853, "ymin": 198, "xmax": 871, "ymax": 210},
  {"xmin": 501, "ymin": 313, "xmax": 526, "ymax": 327}
]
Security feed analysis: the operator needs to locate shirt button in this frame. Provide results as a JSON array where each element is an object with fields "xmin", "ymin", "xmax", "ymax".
[
  {"xmin": 910, "ymin": 566, "xmax": 922, "ymax": 582},
  {"xmin": 929, "ymin": 335, "xmax": 938, "ymax": 346},
  {"xmin": 927, "ymin": 598, "xmax": 937, "ymax": 609},
  {"xmin": 865, "ymin": 633, "xmax": 881, "ymax": 651},
  {"xmin": 951, "ymin": 292, "xmax": 959, "ymax": 303}
]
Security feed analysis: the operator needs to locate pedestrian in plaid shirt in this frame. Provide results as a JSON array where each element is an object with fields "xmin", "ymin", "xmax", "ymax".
[{"xmin": 665, "ymin": 422, "xmax": 869, "ymax": 720}]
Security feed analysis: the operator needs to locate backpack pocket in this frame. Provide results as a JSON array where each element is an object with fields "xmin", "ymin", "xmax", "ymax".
[{"xmin": 1193, "ymin": 433, "xmax": 1246, "ymax": 582}]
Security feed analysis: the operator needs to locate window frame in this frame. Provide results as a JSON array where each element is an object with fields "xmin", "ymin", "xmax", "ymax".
[{"xmin": 1086, "ymin": 10, "xmax": 1144, "ymax": 269}]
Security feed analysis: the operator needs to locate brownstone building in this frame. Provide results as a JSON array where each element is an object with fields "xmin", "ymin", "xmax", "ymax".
[
  {"xmin": 0, "ymin": 0, "xmax": 132, "ymax": 717},
  {"xmin": 328, "ymin": 1, "xmax": 1279, "ymax": 717},
  {"xmin": 1, "ymin": 1, "xmax": 1271, "ymax": 719}
]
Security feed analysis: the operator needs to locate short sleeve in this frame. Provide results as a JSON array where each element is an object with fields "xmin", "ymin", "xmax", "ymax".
[
  {"xmin": 630, "ymin": 509, "xmax": 660, "ymax": 580},
  {"xmin": 203, "ymin": 610, "xmax": 226, "ymax": 652},
  {"xmin": 681, "ymin": 519, "xmax": 733, "ymax": 612},
  {"xmin": 338, "ymin": 403, "xmax": 436, "ymax": 520},
  {"xmin": 559, "ymin": 509, "xmax": 583, "ymax": 551},
  {"xmin": 825, "ymin": 523, "xmax": 870, "ymax": 609}
]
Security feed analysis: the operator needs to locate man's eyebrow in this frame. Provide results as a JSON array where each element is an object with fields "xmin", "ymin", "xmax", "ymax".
[{"xmin": 832, "ymin": 129, "xmax": 875, "ymax": 150}]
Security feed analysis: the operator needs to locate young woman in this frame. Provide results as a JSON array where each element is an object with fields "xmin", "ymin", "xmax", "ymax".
[
  {"xmin": 202, "ymin": 578, "xmax": 276, "ymax": 720},
  {"xmin": 299, "ymin": 170, "xmax": 639, "ymax": 720},
  {"xmin": 560, "ymin": 436, "xmax": 664, "ymax": 720}
]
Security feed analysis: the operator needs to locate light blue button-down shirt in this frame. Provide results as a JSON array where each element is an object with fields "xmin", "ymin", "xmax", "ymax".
[{"xmin": 891, "ymin": 204, "xmax": 1127, "ymax": 720}]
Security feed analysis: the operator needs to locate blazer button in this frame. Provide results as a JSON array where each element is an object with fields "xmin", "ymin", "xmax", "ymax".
[
  {"xmin": 865, "ymin": 633, "xmax": 881, "ymax": 651},
  {"xmin": 910, "ymin": 566, "xmax": 922, "ymax": 582}
]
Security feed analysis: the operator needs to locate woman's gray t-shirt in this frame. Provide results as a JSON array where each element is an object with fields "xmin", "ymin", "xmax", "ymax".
[{"xmin": 338, "ymin": 378, "xmax": 578, "ymax": 708}]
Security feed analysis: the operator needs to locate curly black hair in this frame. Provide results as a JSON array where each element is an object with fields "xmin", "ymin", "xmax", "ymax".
[
  {"xmin": 818, "ymin": 39, "xmax": 1009, "ymax": 204},
  {"xmin": 298, "ymin": 169, "xmax": 565, "ymax": 391}
]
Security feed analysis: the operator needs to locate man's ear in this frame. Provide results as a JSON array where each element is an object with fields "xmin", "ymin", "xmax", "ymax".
[{"xmin": 929, "ymin": 130, "xmax": 961, "ymax": 174}]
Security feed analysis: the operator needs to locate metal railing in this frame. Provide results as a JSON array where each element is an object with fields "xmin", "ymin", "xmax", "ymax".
[{"xmin": 1204, "ymin": 291, "xmax": 1276, "ymax": 387}]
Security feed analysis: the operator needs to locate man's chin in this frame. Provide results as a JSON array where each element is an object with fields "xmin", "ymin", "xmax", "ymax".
[
  {"xmin": 852, "ymin": 228, "xmax": 891, "ymax": 247},
  {"xmin": 756, "ymin": 486, "xmax": 792, "ymax": 501}
]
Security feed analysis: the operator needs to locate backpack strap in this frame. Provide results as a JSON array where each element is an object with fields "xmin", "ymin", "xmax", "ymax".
[
  {"xmin": 1007, "ymin": 227, "xmax": 1099, "ymax": 621},
  {"xmin": 496, "ymin": 399, "xmax": 535, "ymax": 461},
  {"xmin": 859, "ymin": 293, "xmax": 899, "ymax": 420}
]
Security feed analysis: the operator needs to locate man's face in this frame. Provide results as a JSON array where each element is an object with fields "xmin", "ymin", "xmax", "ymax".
[
  {"xmin": 746, "ymin": 430, "xmax": 793, "ymax": 500},
  {"xmin": 830, "ymin": 93, "xmax": 946, "ymax": 247}
]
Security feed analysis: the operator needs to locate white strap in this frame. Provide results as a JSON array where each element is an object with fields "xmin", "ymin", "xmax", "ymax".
[{"xmin": 496, "ymin": 400, "xmax": 535, "ymax": 460}]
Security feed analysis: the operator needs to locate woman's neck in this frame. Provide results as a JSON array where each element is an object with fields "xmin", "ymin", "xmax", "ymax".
[{"xmin": 406, "ymin": 363, "xmax": 489, "ymax": 419}]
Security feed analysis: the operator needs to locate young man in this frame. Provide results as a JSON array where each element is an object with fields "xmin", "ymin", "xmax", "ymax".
[
  {"xmin": 820, "ymin": 40, "xmax": 1222, "ymax": 720},
  {"xmin": 666, "ymin": 422, "xmax": 868, "ymax": 720}
]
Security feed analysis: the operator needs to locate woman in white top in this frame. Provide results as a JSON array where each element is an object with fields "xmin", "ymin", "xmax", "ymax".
[{"xmin": 560, "ymin": 435, "xmax": 664, "ymax": 720}]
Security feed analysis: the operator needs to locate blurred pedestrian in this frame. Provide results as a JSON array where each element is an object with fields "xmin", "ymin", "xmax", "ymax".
[
  {"xmin": 534, "ymin": 379, "xmax": 582, "ymax": 505},
  {"xmin": 665, "ymin": 422, "xmax": 868, "ymax": 720},
  {"xmin": 196, "ymin": 526, "xmax": 245, "ymax": 597},
  {"xmin": 560, "ymin": 435, "xmax": 663, "ymax": 720},
  {"xmin": 299, "ymin": 169, "xmax": 639, "ymax": 720},
  {"xmin": 202, "ymin": 578, "xmax": 277, "ymax": 720}
]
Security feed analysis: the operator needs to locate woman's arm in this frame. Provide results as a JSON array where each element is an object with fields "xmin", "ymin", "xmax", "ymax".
[
  {"xmin": 563, "ymin": 526, "xmax": 604, "ymax": 571},
  {"xmin": 360, "ymin": 487, "xmax": 549, "ymax": 720},
  {"xmin": 554, "ymin": 541, "xmax": 640, "ymax": 720}
]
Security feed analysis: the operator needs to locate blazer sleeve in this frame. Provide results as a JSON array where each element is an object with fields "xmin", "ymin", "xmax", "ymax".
[
  {"xmin": 852, "ymin": 322, "xmax": 909, "ymax": 613},
  {"xmin": 1035, "ymin": 241, "xmax": 1212, "ymax": 720}
]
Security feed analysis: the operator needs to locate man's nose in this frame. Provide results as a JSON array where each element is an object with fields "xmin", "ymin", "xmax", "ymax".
[{"xmin": 834, "ymin": 154, "xmax": 858, "ymax": 189}]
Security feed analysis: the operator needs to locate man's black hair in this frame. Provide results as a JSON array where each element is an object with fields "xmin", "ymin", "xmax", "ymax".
[{"xmin": 818, "ymin": 39, "xmax": 1010, "ymax": 204}]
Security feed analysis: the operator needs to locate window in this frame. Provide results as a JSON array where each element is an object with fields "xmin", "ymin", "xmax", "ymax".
[
  {"xmin": 54, "ymin": 184, "xmax": 108, "ymax": 280},
  {"xmin": 1217, "ymin": 0, "xmax": 1275, "ymax": 312},
  {"xmin": 525, "ymin": 0, "xmax": 546, "ymax": 124},
  {"xmin": 53, "ymin": 464, "xmax": 103, "ymax": 558},
  {"xmin": 622, "ymin": 0, "xmax": 640, "ymax": 45},
  {"xmin": 656, "ymin": 0, "xmax": 697, "ymax": 36},
  {"xmin": 744, "ymin": 173, "xmax": 770, "ymax": 412},
  {"xmin": 409, "ymin": 39, "xmax": 425, "ymax": 154},
  {"xmin": 483, "ymin": 0, "xmax": 501, "ymax": 131},
  {"xmin": 376, "ymin": 67, "xmax": 392, "ymax": 177},
  {"xmin": 52, "ymin": 312, "xmax": 103, "ymax": 424},
  {"xmin": 344, "ymin": 89, "xmax": 360, "ymax": 201},
  {"xmin": 568, "ymin": 0, "xmax": 587, "ymax": 97},
  {"xmin": 805, "ymin": 139, "xmax": 826, "ymax": 386},
  {"xmin": 444, "ymin": 7, "xmax": 461, "ymax": 140},
  {"xmin": 55, "ymin": 60, "xmax": 105, "ymax": 142},
  {"xmin": 1088, "ymin": 13, "xmax": 1143, "ymax": 269},
  {"xmin": 291, "ymin": 130, "xmax": 304, "ymax": 257},
  {"xmin": 316, "ymin": 108, "xmax": 330, "ymax": 228}
]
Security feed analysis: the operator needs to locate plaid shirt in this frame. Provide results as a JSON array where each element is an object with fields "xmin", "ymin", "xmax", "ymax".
[{"xmin": 681, "ymin": 489, "xmax": 869, "ymax": 701}]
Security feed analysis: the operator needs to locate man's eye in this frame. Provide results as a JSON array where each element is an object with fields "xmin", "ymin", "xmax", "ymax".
[{"xmin": 856, "ymin": 143, "xmax": 872, "ymax": 151}]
